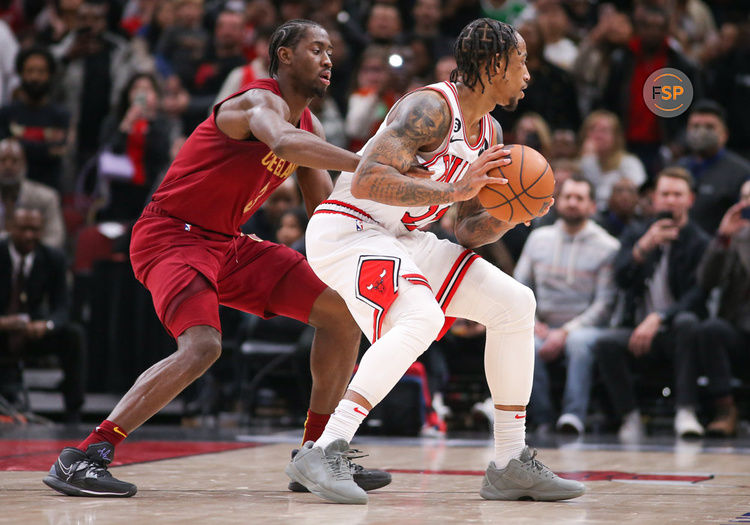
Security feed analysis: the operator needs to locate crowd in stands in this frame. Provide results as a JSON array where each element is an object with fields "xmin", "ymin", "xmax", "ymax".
[{"xmin": 0, "ymin": 0, "xmax": 748, "ymax": 439}]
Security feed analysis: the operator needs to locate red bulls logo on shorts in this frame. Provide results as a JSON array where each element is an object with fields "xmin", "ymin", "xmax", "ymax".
[{"xmin": 355, "ymin": 256, "xmax": 401, "ymax": 341}]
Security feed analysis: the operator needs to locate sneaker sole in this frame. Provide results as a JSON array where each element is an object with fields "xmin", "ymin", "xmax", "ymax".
[
  {"xmin": 289, "ymin": 473, "xmax": 392, "ymax": 493},
  {"xmin": 43, "ymin": 475, "xmax": 137, "ymax": 497},
  {"xmin": 284, "ymin": 462, "xmax": 368, "ymax": 504},
  {"xmin": 480, "ymin": 486, "xmax": 585, "ymax": 501}
]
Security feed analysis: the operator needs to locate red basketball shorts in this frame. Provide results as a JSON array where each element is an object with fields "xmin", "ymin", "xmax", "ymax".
[{"xmin": 130, "ymin": 209, "xmax": 326, "ymax": 338}]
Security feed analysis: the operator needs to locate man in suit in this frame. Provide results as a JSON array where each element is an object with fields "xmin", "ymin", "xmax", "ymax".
[
  {"xmin": 0, "ymin": 207, "xmax": 84, "ymax": 421},
  {"xmin": 0, "ymin": 138, "xmax": 65, "ymax": 249}
]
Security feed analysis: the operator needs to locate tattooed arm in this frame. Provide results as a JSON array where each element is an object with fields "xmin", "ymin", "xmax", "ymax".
[
  {"xmin": 351, "ymin": 91, "xmax": 511, "ymax": 205},
  {"xmin": 454, "ymin": 117, "xmax": 548, "ymax": 248},
  {"xmin": 454, "ymin": 197, "xmax": 517, "ymax": 248}
]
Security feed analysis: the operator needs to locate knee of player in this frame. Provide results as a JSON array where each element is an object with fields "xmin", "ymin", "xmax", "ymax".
[
  {"xmin": 401, "ymin": 300, "xmax": 445, "ymax": 342},
  {"xmin": 180, "ymin": 333, "xmax": 222, "ymax": 370}
]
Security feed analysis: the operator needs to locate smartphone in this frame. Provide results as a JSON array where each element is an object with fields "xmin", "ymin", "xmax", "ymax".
[
  {"xmin": 655, "ymin": 210, "xmax": 674, "ymax": 221},
  {"xmin": 741, "ymin": 207, "xmax": 750, "ymax": 220},
  {"xmin": 134, "ymin": 92, "xmax": 148, "ymax": 108}
]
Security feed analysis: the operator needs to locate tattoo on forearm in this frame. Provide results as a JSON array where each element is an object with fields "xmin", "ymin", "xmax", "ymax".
[
  {"xmin": 456, "ymin": 199, "xmax": 509, "ymax": 246},
  {"xmin": 354, "ymin": 93, "xmax": 453, "ymax": 206}
]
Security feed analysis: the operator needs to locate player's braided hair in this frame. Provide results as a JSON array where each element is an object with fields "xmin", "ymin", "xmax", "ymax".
[
  {"xmin": 268, "ymin": 19, "xmax": 322, "ymax": 76},
  {"xmin": 450, "ymin": 18, "xmax": 519, "ymax": 93}
]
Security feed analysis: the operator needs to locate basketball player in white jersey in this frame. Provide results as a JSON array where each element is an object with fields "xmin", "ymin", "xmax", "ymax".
[{"xmin": 286, "ymin": 18, "xmax": 585, "ymax": 504}]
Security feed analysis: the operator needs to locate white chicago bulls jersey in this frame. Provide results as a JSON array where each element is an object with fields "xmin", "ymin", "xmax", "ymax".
[{"xmin": 316, "ymin": 81, "xmax": 498, "ymax": 234}]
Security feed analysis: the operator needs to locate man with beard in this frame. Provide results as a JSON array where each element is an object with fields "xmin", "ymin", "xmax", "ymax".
[
  {"xmin": 0, "ymin": 47, "xmax": 70, "ymax": 191},
  {"xmin": 287, "ymin": 18, "xmax": 584, "ymax": 504},
  {"xmin": 678, "ymin": 100, "xmax": 750, "ymax": 235},
  {"xmin": 515, "ymin": 175, "xmax": 620, "ymax": 436},
  {"xmin": 43, "ymin": 20, "xmax": 399, "ymax": 498},
  {"xmin": 0, "ymin": 138, "xmax": 64, "ymax": 249}
]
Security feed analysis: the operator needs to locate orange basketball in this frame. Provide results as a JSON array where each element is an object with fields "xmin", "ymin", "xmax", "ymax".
[{"xmin": 477, "ymin": 144, "xmax": 555, "ymax": 223}]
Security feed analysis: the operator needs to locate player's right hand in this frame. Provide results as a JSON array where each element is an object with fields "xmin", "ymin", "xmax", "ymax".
[{"xmin": 453, "ymin": 144, "xmax": 511, "ymax": 201}]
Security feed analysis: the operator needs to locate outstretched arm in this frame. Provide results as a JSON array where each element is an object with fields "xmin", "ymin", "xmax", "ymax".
[
  {"xmin": 215, "ymin": 89, "xmax": 360, "ymax": 173},
  {"xmin": 351, "ymin": 90, "xmax": 511, "ymax": 205},
  {"xmin": 296, "ymin": 114, "xmax": 334, "ymax": 217}
]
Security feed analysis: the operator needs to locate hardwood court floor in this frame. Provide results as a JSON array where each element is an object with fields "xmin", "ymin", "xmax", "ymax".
[{"xmin": 2, "ymin": 429, "xmax": 750, "ymax": 525}]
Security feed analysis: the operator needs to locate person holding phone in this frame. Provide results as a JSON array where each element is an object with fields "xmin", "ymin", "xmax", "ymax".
[
  {"xmin": 594, "ymin": 167, "xmax": 711, "ymax": 441},
  {"xmin": 686, "ymin": 180, "xmax": 750, "ymax": 437},
  {"xmin": 96, "ymin": 72, "xmax": 172, "ymax": 222}
]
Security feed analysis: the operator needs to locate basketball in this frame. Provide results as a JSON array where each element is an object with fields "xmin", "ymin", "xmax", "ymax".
[{"xmin": 477, "ymin": 144, "xmax": 555, "ymax": 223}]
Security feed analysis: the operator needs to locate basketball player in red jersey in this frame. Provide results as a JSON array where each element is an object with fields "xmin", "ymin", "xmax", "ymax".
[{"xmin": 43, "ymin": 20, "xmax": 399, "ymax": 498}]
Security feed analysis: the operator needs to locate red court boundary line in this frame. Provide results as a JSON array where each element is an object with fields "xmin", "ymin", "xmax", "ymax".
[
  {"xmin": 386, "ymin": 468, "xmax": 714, "ymax": 484},
  {"xmin": 0, "ymin": 440, "xmax": 266, "ymax": 471}
]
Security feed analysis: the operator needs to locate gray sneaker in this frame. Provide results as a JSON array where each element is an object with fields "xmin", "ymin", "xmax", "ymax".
[
  {"xmin": 480, "ymin": 447, "xmax": 585, "ymax": 501},
  {"xmin": 285, "ymin": 440, "xmax": 368, "ymax": 504}
]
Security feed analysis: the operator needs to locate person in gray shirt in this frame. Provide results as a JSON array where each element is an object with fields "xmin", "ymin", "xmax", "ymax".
[{"xmin": 515, "ymin": 175, "xmax": 620, "ymax": 435}]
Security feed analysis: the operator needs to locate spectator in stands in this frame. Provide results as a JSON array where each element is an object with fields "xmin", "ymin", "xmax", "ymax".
[
  {"xmin": 409, "ymin": 0, "xmax": 452, "ymax": 61},
  {"xmin": 0, "ymin": 138, "xmax": 64, "ymax": 249},
  {"xmin": 365, "ymin": 3, "xmax": 404, "ymax": 46},
  {"xmin": 276, "ymin": 206, "xmax": 307, "ymax": 254},
  {"xmin": 192, "ymin": 10, "xmax": 246, "ymax": 99},
  {"xmin": 0, "ymin": 207, "xmax": 85, "ymax": 421},
  {"xmin": 241, "ymin": 177, "xmax": 301, "ymax": 242},
  {"xmin": 52, "ymin": 0, "xmax": 133, "ymax": 173},
  {"xmin": 688, "ymin": 180, "xmax": 750, "ymax": 437},
  {"xmin": 34, "ymin": 0, "xmax": 82, "ymax": 46},
  {"xmin": 0, "ymin": 47, "xmax": 69, "ymax": 191},
  {"xmin": 549, "ymin": 128, "xmax": 578, "ymax": 161},
  {"xmin": 130, "ymin": 0, "xmax": 176, "ymax": 72},
  {"xmin": 579, "ymin": 110, "xmax": 647, "ymax": 211},
  {"xmin": 155, "ymin": 0, "xmax": 208, "ymax": 88},
  {"xmin": 536, "ymin": 0, "xmax": 578, "ymax": 72},
  {"xmin": 516, "ymin": 176, "xmax": 620, "ymax": 436},
  {"xmin": 0, "ymin": 19, "xmax": 17, "ymax": 105},
  {"xmin": 214, "ymin": 24, "xmax": 273, "ymax": 105},
  {"xmin": 595, "ymin": 177, "xmax": 641, "ymax": 239},
  {"xmin": 434, "ymin": 54, "xmax": 456, "ymax": 83},
  {"xmin": 495, "ymin": 19, "xmax": 579, "ymax": 133},
  {"xmin": 600, "ymin": 4, "xmax": 702, "ymax": 177},
  {"xmin": 670, "ymin": 0, "xmax": 717, "ymax": 64},
  {"xmin": 573, "ymin": 5, "xmax": 632, "ymax": 116},
  {"xmin": 97, "ymin": 72, "xmax": 172, "ymax": 222},
  {"xmin": 678, "ymin": 100, "xmax": 750, "ymax": 235},
  {"xmin": 595, "ymin": 167, "xmax": 710, "ymax": 441},
  {"xmin": 704, "ymin": 22, "xmax": 749, "ymax": 157},
  {"xmin": 345, "ymin": 45, "xmax": 400, "ymax": 152},
  {"xmin": 512, "ymin": 112, "xmax": 552, "ymax": 159}
]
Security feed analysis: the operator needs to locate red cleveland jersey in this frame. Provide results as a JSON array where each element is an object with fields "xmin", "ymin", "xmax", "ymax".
[{"xmin": 150, "ymin": 78, "xmax": 313, "ymax": 235}]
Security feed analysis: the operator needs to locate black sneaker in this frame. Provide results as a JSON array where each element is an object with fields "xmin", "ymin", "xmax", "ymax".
[
  {"xmin": 287, "ymin": 446, "xmax": 391, "ymax": 492},
  {"xmin": 43, "ymin": 442, "xmax": 137, "ymax": 497}
]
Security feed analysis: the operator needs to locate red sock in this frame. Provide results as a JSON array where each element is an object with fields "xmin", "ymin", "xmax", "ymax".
[
  {"xmin": 301, "ymin": 410, "xmax": 330, "ymax": 444},
  {"xmin": 76, "ymin": 420, "xmax": 128, "ymax": 451}
]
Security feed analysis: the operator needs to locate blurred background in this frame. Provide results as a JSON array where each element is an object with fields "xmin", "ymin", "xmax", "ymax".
[{"xmin": 0, "ymin": 0, "xmax": 748, "ymax": 443}]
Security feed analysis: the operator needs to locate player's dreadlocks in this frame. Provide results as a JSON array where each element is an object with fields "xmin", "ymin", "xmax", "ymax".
[
  {"xmin": 268, "ymin": 19, "xmax": 322, "ymax": 76},
  {"xmin": 450, "ymin": 18, "xmax": 519, "ymax": 93}
]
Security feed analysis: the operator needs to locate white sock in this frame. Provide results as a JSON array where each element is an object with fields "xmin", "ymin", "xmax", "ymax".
[
  {"xmin": 314, "ymin": 399, "xmax": 368, "ymax": 449},
  {"xmin": 494, "ymin": 408, "xmax": 526, "ymax": 468}
]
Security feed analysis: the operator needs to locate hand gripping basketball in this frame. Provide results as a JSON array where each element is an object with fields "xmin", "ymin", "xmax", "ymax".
[
  {"xmin": 477, "ymin": 144, "xmax": 555, "ymax": 223},
  {"xmin": 452, "ymin": 144, "xmax": 512, "ymax": 201}
]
